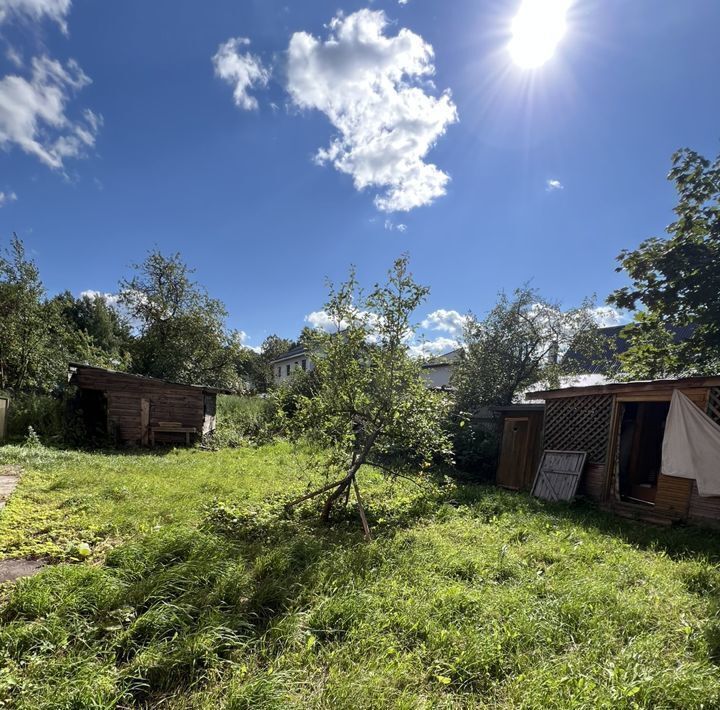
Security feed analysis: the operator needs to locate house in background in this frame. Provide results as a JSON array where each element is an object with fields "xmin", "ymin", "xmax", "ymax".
[
  {"xmin": 272, "ymin": 344, "xmax": 313, "ymax": 385},
  {"xmin": 421, "ymin": 348, "xmax": 463, "ymax": 389}
]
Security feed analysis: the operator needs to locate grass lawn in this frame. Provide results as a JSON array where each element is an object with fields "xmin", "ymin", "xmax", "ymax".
[{"xmin": 1, "ymin": 441, "xmax": 720, "ymax": 708}]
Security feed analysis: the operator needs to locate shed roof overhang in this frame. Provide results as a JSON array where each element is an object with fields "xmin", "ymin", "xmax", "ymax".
[
  {"xmin": 526, "ymin": 375, "xmax": 720, "ymax": 401},
  {"xmin": 68, "ymin": 363, "xmax": 233, "ymax": 395}
]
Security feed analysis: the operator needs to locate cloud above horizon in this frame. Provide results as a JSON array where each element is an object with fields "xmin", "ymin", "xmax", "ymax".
[
  {"xmin": 421, "ymin": 308, "xmax": 468, "ymax": 336},
  {"xmin": 286, "ymin": 10, "xmax": 458, "ymax": 213},
  {"xmin": 0, "ymin": 0, "xmax": 71, "ymax": 30},
  {"xmin": 0, "ymin": 56, "xmax": 100, "ymax": 169},
  {"xmin": 546, "ymin": 178, "xmax": 564, "ymax": 192},
  {"xmin": 212, "ymin": 37, "xmax": 270, "ymax": 111},
  {"xmin": 0, "ymin": 190, "xmax": 17, "ymax": 206},
  {"xmin": 215, "ymin": 9, "xmax": 457, "ymax": 214}
]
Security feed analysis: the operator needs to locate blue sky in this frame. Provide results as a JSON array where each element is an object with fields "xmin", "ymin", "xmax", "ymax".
[{"xmin": 1, "ymin": 0, "xmax": 719, "ymax": 354}]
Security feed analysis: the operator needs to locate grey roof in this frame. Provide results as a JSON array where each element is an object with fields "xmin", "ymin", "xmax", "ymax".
[
  {"xmin": 271, "ymin": 344, "xmax": 308, "ymax": 363},
  {"xmin": 563, "ymin": 324, "xmax": 697, "ymax": 375},
  {"xmin": 421, "ymin": 348, "xmax": 463, "ymax": 369}
]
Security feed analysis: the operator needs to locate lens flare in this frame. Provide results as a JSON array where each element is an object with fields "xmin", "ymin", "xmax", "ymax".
[{"xmin": 509, "ymin": 0, "xmax": 571, "ymax": 69}]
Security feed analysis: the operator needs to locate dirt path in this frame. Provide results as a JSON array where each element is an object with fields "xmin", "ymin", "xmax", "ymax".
[
  {"xmin": 0, "ymin": 465, "xmax": 47, "ymax": 583},
  {"xmin": 0, "ymin": 464, "xmax": 20, "ymax": 511}
]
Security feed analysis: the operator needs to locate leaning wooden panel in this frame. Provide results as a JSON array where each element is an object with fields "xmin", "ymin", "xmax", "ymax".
[{"xmin": 531, "ymin": 450, "xmax": 587, "ymax": 502}]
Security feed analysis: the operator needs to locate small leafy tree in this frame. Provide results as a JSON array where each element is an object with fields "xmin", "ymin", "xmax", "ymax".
[
  {"xmin": 286, "ymin": 256, "xmax": 452, "ymax": 536},
  {"xmin": 120, "ymin": 250, "xmax": 240, "ymax": 388},
  {"xmin": 609, "ymin": 148, "xmax": 720, "ymax": 374},
  {"xmin": 453, "ymin": 286, "xmax": 603, "ymax": 412}
]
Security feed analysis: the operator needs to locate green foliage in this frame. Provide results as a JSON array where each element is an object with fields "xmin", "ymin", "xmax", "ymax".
[
  {"xmin": 616, "ymin": 312, "xmax": 684, "ymax": 380},
  {"xmin": 212, "ymin": 395, "xmax": 278, "ymax": 447},
  {"xmin": 610, "ymin": 148, "xmax": 720, "ymax": 375},
  {"xmin": 450, "ymin": 413, "xmax": 500, "ymax": 477},
  {"xmin": 453, "ymin": 286, "xmax": 604, "ymax": 411},
  {"xmin": 5, "ymin": 393, "xmax": 64, "ymax": 440},
  {"xmin": 51, "ymin": 290, "xmax": 132, "ymax": 368},
  {"xmin": 120, "ymin": 250, "xmax": 241, "ymax": 389},
  {"xmin": 0, "ymin": 235, "xmax": 68, "ymax": 393},
  {"xmin": 2, "ymin": 444, "xmax": 720, "ymax": 708},
  {"xmin": 295, "ymin": 257, "xmax": 452, "ymax": 480}
]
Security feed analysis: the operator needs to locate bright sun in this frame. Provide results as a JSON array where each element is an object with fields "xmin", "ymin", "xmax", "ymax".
[{"xmin": 509, "ymin": 0, "xmax": 571, "ymax": 69}]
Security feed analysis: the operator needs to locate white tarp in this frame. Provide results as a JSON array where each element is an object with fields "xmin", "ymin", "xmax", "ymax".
[{"xmin": 662, "ymin": 390, "xmax": 720, "ymax": 497}]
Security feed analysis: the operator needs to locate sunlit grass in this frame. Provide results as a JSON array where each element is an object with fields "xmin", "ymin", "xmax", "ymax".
[{"xmin": 1, "ymin": 442, "xmax": 720, "ymax": 708}]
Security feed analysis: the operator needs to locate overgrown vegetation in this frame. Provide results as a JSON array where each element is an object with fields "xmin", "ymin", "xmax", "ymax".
[
  {"xmin": 212, "ymin": 395, "xmax": 278, "ymax": 448},
  {"xmin": 1, "ymin": 442, "xmax": 720, "ymax": 708}
]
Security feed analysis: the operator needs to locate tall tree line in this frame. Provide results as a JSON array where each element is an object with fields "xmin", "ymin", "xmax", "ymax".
[{"xmin": 0, "ymin": 234, "xmax": 286, "ymax": 394}]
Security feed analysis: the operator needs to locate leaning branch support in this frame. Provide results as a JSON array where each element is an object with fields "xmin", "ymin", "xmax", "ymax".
[
  {"xmin": 352, "ymin": 475, "xmax": 372, "ymax": 542},
  {"xmin": 284, "ymin": 478, "xmax": 347, "ymax": 510}
]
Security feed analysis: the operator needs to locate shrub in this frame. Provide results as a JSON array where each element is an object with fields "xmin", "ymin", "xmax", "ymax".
[
  {"xmin": 212, "ymin": 395, "xmax": 277, "ymax": 447},
  {"xmin": 5, "ymin": 392, "xmax": 64, "ymax": 441},
  {"xmin": 449, "ymin": 412, "xmax": 500, "ymax": 479}
]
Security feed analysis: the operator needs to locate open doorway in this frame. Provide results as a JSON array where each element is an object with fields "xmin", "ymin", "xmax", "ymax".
[
  {"xmin": 617, "ymin": 401, "xmax": 670, "ymax": 505},
  {"xmin": 77, "ymin": 388, "xmax": 108, "ymax": 440}
]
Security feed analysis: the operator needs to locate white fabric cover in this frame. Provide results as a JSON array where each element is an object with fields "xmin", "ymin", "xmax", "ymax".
[{"xmin": 662, "ymin": 390, "xmax": 720, "ymax": 497}]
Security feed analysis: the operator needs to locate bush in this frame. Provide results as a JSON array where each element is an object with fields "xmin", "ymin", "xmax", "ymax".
[
  {"xmin": 449, "ymin": 412, "xmax": 499, "ymax": 479},
  {"xmin": 212, "ymin": 395, "xmax": 277, "ymax": 447},
  {"xmin": 5, "ymin": 392, "xmax": 64, "ymax": 441}
]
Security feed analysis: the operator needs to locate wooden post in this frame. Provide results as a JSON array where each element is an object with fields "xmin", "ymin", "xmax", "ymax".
[{"xmin": 140, "ymin": 398, "xmax": 150, "ymax": 447}]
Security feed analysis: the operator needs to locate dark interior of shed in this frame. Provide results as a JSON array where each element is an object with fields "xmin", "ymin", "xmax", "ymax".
[{"xmin": 617, "ymin": 401, "xmax": 670, "ymax": 505}]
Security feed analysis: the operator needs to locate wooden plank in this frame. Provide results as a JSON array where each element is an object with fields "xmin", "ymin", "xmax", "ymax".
[{"xmin": 140, "ymin": 399, "xmax": 149, "ymax": 447}]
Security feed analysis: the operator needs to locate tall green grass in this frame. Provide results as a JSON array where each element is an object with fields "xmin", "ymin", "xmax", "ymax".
[
  {"xmin": 213, "ymin": 395, "xmax": 277, "ymax": 447},
  {"xmin": 1, "ymin": 443, "xmax": 720, "ymax": 708}
]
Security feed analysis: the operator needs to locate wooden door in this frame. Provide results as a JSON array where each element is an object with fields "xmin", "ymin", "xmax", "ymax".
[
  {"xmin": 497, "ymin": 418, "xmax": 529, "ymax": 490},
  {"xmin": 0, "ymin": 397, "xmax": 7, "ymax": 443},
  {"xmin": 140, "ymin": 398, "xmax": 150, "ymax": 447}
]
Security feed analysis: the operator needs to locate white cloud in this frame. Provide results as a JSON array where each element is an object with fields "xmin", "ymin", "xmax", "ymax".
[
  {"xmin": 409, "ymin": 336, "xmax": 460, "ymax": 358},
  {"xmin": 592, "ymin": 306, "xmax": 628, "ymax": 328},
  {"xmin": 384, "ymin": 218, "xmax": 407, "ymax": 232},
  {"xmin": 79, "ymin": 289, "xmax": 122, "ymax": 309},
  {"xmin": 0, "ymin": 56, "xmax": 100, "ymax": 169},
  {"xmin": 0, "ymin": 190, "xmax": 17, "ymax": 206},
  {"xmin": 305, "ymin": 309, "xmax": 346, "ymax": 332},
  {"xmin": 420, "ymin": 308, "xmax": 468, "ymax": 336},
  {"xmin": 5, "ymin": 46, "xmax": 23, "ymax": 68},
  {"xmin": 286, "ymin": 9, "xmax": 458, "ymax": 212},
  {"xmin": 0, "ymin": 0, "xmax": 71, "ymax": 31},
  {"xmin": 213, "ymin": 37, "xmax": 270, "ymax": 111},
  {"xmin": 546, "ymin": 178, "xmax": 563, "ymax": 192}
]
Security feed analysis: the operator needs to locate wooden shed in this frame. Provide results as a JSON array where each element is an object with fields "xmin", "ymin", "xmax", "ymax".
[
  {"xmin": 525, "ymin": 376, "xmax": 720, "ymax": 526},
  {"xmin": 68, "ymin": 363, "xmax": 230, "ymax": 447}
]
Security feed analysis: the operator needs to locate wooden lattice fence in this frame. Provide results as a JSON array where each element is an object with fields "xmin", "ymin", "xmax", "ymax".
[
  {"xmin": 542, "ymin": 394, "xmax": 613, "ymax": 464},
  {"xmin": 708, "ymin": 388, "xmax": 720, "ymax": 425}
]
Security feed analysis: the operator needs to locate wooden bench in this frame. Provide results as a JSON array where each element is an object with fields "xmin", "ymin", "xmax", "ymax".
[{"xmin": 150, "ymin": 422, "xmax": 197, "ymax": 447}]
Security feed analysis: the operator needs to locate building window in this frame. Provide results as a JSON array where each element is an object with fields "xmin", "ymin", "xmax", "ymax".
[
  {"xmin": 301, "ymin": 359, "xmax": 307, "ymax": 371},
  {"xmin": 277, "ymin": 367, "xmax": 281, "ymax": 377},
  {"xmin": 286, "ymin": 364, "xmax": 291, "ymax": 376}
]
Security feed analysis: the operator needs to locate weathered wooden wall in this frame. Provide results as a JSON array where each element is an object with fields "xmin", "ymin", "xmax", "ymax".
[{"xmin": 71, "ymin": 367, "xmax": 214, "ymax": 446}]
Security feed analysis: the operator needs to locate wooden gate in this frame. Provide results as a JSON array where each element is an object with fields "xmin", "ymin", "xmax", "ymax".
[{"xmin": 531, "ymin": 450, "xmax": 587, "ymax": 502}]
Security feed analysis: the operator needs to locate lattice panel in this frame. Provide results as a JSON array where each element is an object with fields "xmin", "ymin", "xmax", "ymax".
[
  {"xmin": 708, "ymin": 388, "xmax": 720, "ymax": 425},
  {"xmin": 543, "ymin": 395, "xmax": 613, "ymax": 464}
]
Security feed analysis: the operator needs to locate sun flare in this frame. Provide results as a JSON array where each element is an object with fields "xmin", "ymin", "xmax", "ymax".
[{"xmin": 509, "ymin": 0, "xmax": 571, "ymax": 69}]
